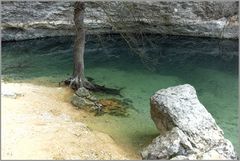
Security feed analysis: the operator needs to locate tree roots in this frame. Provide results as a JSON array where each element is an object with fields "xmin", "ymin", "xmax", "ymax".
[
  {"xmin": 60, "ymin": 76, "xmax": 123, "ymax": 96},
  {"xmin": 61, "ymin": 76, "xmax": 95, "ymax": 90}
]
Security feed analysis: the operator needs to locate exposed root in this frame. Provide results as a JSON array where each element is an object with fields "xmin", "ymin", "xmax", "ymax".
[
  {"xmin": 91, "ymin": 84, "xmax": 124, "ymax": 96},
  {"xmin": 60, "ymin": 76, "xmax": 123, "ymax": 96},
  {"xmin": 62, "ymin": 76, "xmax": 95, "ymax": 91}
]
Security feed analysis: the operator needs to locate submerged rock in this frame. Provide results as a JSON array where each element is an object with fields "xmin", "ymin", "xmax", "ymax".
[
  {"xmin": 71, "ymin": 94, "xmax": 95, "ymax": 109},
  {"xmin": 75, "ymin": 87, "xmax": 91, "ymax": 98},
  {"xmin": 71, "ymin": 87, "xmax": 130, "ymax": 116},
  {"xmin": 71, "ymin": 87, "xmax": 100, "ymax": 111},
  {"xmin": 97, "ymin": 98, "xmax": 129, "ymax": 117},
  {"xmin": 141, "ymin": 84, "xmax": 237, "ymax": 160}
]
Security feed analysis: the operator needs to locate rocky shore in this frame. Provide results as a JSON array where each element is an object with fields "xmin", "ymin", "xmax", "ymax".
[
  {"xmin": 1, "ymin": 2, "xmax": 239, "ymax": 158},
  {"xmin": 1, "ymin": 82, "xmax": 238, "ymax": 160}
]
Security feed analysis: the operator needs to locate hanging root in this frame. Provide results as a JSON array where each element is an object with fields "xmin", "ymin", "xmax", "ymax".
[{"xmin": 60, "ymin": 76, "xmax": 123, "ymax": 96}]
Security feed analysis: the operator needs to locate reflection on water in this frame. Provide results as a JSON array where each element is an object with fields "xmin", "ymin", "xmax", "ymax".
[{"xmin": 2, "ymin": 34, "xmax": 239, "ymax": 154}]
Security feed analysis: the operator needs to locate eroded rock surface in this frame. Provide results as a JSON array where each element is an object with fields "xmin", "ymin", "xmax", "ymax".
[
  {"xmin": 141, "ymin": 84, "xmax": 237, "ymax": 160},
  {"xmin": 71, "ymin": 87, "xmax": 101, "ymax": 111},
  {"xmin": 1, "ymin": 1, "xmax": 238, "ymax": 41}
]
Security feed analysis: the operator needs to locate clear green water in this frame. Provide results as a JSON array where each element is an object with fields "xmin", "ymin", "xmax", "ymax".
[{"xmin": 2, "ymin": 35, "xmax": 239, "ymax": 155}]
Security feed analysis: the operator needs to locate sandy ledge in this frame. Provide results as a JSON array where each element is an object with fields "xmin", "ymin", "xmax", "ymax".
[{"xmin": 1, "ymin": 82, "xmax": 138, "ymax": 160}]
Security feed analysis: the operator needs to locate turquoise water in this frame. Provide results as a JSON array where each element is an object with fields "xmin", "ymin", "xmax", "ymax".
[{"xmin": 2, "ymin": 35, "xmax": 239, "ymax": 155}]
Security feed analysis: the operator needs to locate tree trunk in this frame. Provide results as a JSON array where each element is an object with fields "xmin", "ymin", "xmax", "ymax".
[
  {"xmin": 64, "ymin": 2, "xmax": 95, "ymax": 90},
  {"xmin": 73, "ymin": 2, "xmax": 86, "ymax": 87},
  {"xmin": 63, "ymin": 2, "xmax": 122, "ymax": 94}
]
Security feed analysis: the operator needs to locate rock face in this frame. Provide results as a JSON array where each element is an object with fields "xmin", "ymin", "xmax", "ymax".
[
  {"xmin": 1, "ymin": 1, "xmax": 238, "ymax": 41},
  {"xmin": 141, "ymin": 84, "xmax": 237, "ymax": 160}
]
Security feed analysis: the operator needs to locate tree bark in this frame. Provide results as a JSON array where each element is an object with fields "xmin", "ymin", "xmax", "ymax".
[
  {"xmin": 73, "ymin": 2, "xmax": 86, "ymax": 86},
  {"xmin": 65, "ymin": 2, "xmax": 95, "ymax": 90}
]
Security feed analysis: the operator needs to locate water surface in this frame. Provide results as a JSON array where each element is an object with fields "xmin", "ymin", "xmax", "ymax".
[{"xmin": 2, "ymin": 35, "xmax": 239, "ymax": 154}]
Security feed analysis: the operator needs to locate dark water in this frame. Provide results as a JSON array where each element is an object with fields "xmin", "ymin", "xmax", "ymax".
[{"xmin": 2, "ymin": 35, "xmax": 239, "ymax": 154}]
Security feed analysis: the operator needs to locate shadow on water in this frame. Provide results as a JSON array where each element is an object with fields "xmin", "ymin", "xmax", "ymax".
[
  {"xmin": 2, "ymin": 34, "xmax": 239, "ymax": 154},
  {"xmin": 124, "ymin": 131, "xmax": 160, "ymax": 153}
]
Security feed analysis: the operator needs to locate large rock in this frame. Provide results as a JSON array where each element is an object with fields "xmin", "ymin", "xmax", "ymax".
[
  {"xmin": 1, "ymin": 1, "xmax": 238, "ymax": 41},
  {"xmin": 141, "ymin": 84, "xmax": 237, "ymax": 160}
]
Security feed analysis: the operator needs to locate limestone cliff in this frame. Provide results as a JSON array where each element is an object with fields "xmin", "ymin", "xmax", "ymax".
[{"xmin": 1, "ymin": 1, "xmax": 238, "ymax": 41}]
